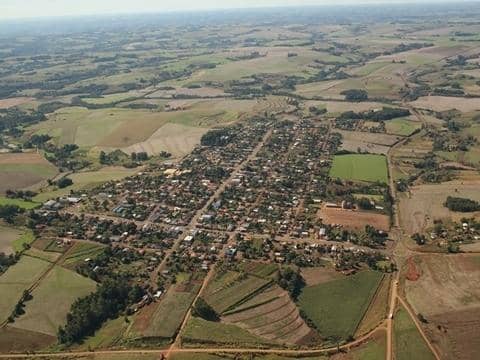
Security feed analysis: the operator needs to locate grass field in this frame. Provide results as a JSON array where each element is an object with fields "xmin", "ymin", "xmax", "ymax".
[
  {"xmin": 0, "ymin": 256, "xmax": 51, "ymax": 323},
  {"xmin": 0, "ymin": 197, "xmax": 40, "ymax": 209},
  {"xmin": 393, "ymin": 307, "xmax": 435, "ymax": 360},
  {"xmin": 298, "ymin": 271, "xmax": 383, "ymax": 340},
  {"xmin": 329, "ymin": 154, "xmax": 388, "ymax": 183},
  {"xmin": 182, "ymin": 317, "xmax": 270, "ymax": 347},
  {"xmin": 356, "ymin": 274, "xmax": 390, "ymax": 336},
  {"xmin": 385, "ymin": 118, "xmax": 422, "ymax": 136},
  {"xmin": 12, "ymin": 265, "xmax": 96, "ymax": 336}
]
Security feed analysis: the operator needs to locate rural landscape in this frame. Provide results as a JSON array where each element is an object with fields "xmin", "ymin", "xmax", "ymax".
[{"xmin": 0, "ymin": 1, "xmax": 480, "ymax": 359}]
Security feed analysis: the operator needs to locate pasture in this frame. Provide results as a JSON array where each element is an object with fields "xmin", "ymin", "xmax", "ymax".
[
  {"xmin": 0, "ymin": 152, "xmax": 57, "ymax": 194},
  {"xmin": 404, "ymin": 255, "xmax": 480, "ymax": 360},
  {"xmin": 329, "ymin": 154, "xmax": 389, "ymax": 184},
  {"xmin": 0, "ymin": 197, "xmax": 40, "ymax": 209},
  {"xmin": 298, "ymin": 270, "xmax": 383, "ymax": 340},
  {"xmin": 0, "ymin": 256, "xmax": 51, "ymax": 323},
  {"xmin": 393, "ymin": 306, "xmax": 435, "ymax": 360},
  {"xmin": 12, "ymin": 265, "xmax": 97, "ymax": 336}
]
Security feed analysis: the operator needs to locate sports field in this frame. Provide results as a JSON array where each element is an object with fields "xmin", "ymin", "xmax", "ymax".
[{"xmin": 329, "ymin": 154, "xmax": 388, "ymax": 183}]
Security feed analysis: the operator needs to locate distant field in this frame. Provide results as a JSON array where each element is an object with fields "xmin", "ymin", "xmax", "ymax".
[
  {"xmin": 411, "ymin": 96, "xmax": 480, "ymax": 112},
  {"xmin": 12, "ymin": 265, "xmax": 97, "ymax": 336},
  {"xmin": 394, "ymin": 307, "xmax": 435, "ymax": 360},
  {"xmin": 298, "ymin": 270, "xmax": 383, "ymax": 340},
  {"xmin": 0, "ymin": 97, "xmax": 34, "ymax": 109},
  {"xmin": 329, "ymin": 154, "xmax": 388, "ymax": 183},
  {"xmin": 0, "ymin": 153, "xmax": 58, "ymax": 194},
  {"xmin": 385, "ymin": 118, "xmax": 422, "ymax": 136},
  {"xmin": 0, "ymin": 256, "xmax": 51, "ymax": 323}
]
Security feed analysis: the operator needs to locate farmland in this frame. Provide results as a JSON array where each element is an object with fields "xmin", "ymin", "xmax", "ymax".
[
  {"xmin": 11, "ymin": 265, "xmax": 97, "ymax": 336},
  {"xmin": 329, "ymin": 154, "xmax": 388, "ymax": 184},
  {"xmin": 393, "ymin": 306, "xmax": 435, "ymax": 360},
  {"xmin": 298, "ymin": 271, "xmax": 383, "ymax": 340},
  {"xmin": 0, "ymin": 225, "xmax": 22, "ymax": 255}
]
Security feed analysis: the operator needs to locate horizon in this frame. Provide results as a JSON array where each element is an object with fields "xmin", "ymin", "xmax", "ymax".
[{"xmin": 1, "ymin": 0, "xmax": 479, "ymax": 20}]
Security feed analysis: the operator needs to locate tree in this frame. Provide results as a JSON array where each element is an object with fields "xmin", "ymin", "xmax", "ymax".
[
  {"xmin": 341, "ymin": 89, "xmax": 368, "ymax": 102},
  {"xmin": 192, "ymin": 297, "xmax": 219, "ymax": 322},
  {"xmin": 276, "ymin": 268, "xmax": 305, "ymax": 300},
  {"xmin": 56, "ymin": 177, "xmax": 73, "ymax": 189}
]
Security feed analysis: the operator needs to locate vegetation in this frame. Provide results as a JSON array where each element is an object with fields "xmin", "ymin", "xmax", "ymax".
[
  {"xmin": 330, "ymin": 154, "xmax": 388, "ymax": 183},
  {"xmin": 444, "ymin": 196, "xmax": 480, "ymax": 212}
]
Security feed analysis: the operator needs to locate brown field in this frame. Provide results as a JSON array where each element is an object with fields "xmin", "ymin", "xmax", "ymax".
[
  {"xmin": 0, "ymin": 97, "xmax": 34, "ymax": 109},
  {"xmin": 405, "ymin": 254, "xmax": 480, "ymax": 360},
  {"xmin": 304, "ymin": 100, "xmax": 388, "ymax": 114},
  {"xmin": 0, "ymin": 152, "xmax": 58, "ymax": 193},
  {"xmin": 319, "ymin": 207, "xmax": 391, "ymax": 232},
  {"xmin": 411, "ymin": 96, "xmax": 480, "ymax": 112},
  {"xmin": 301, "ymin": 266, "xmax": 343, "ymax": 286},
  {"xmin": 222, "ymin": 285, "xmax": 316, "ymax": 345},
  {"xmin": 399, "ymin": 180, "xmax": 480, "ymax": 234},
  {"xmin": 147, "ymin": 87, "xmax": 229, "ymax": 98}
]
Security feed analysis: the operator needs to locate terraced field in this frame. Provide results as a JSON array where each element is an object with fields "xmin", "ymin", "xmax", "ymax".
[{"xmin": 223, "ymin": 285, "xmax": 316, "ymax": 345}]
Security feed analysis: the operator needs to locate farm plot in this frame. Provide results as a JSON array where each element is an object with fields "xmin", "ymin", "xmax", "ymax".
[
  {"xmin": 404, "ymin": 255, "xmax": 480, "ymax": 360},
  {"xmin": 298, "ymin": 270, "xmax": 383, "ymax": 340},
  {"xmin": 318, "ymin": 207, "xmax": 390, "ymax": 232},
  {"xmin": 0, "ymin": 326, "xmax": 55, "ymax": 353},
  {"xmin": 393, "ymin": 306, "xmax": 435, "ymax": 360},
  {"xmin": 61, "ymin": 241, "xmax": 106, "ymax": 269},
  {"xmin": 356, "ymin": 274, "xmax": 390, "ymax": 336},
  {"xmin": 204, "ymin": 271, "xmax": 273, "ymax": 314},
  {"xmin": 0, "ymin": 256, "xmax": 51, "ymax": 323},
  {"xmin": 0, "ymin": 97, "xmax": 34, "ymax": 109},
  {"xmin": 222, "ymin": 285, "xmax": 316, "ymax": 346},
  {"xmin": 138, "ymin": 282, "xmax": 200, "ymax": 339},
  {"xmin": 12, "ymin": 265, "xmax": 97, "ymax": 336},
  {"xmin": 0, "ymin": 152, "xmax": 58, "ymax": 194},
  {"xmin": 398, "ymin": 180, "xmax": 480, "ymax": 234},
  {"xmin": 329, "ymin": 154, "xmax": 389, "ymax": 184}
]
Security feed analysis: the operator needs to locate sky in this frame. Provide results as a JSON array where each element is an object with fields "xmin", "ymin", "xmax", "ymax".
[{"xmin": 1, "ymin": 0, "xmax": 477, "ymax": 19}]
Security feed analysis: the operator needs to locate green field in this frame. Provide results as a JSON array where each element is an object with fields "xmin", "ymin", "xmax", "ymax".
[
  {"xmin": 0, "ymin": 197, "xmax": 40, "ymax": 210},
  {"xmin": 385, "ymin": 118, "xmax": 422, "ymax": 136},
  {"xmin": 0, "ymin": 256, "xmax": 51, "ymax": 323},
  {"xmin": 0, "ymin": 225, "xmax": 23, "ymax": 255},
  {"xmin": 329, "ymin": 154, "xmax": 389, "ymax": 184},
  {"xmin": 182, "ymin": 317, "xmax": 270, "ymax": 347},
  {"xmin": 12, "ymin": 265, "xmax": 97, "ymax": 336},
  {"xmin": 62, "ymin": 242, "xmax": 106, "ymax": 268},
  {"xmin": 393, "ymin": 307, "xmax": 435, "ymax": 360},
  {"xmin": 298, "ymin": 270, "xmax": 383, "ymax": 340}
]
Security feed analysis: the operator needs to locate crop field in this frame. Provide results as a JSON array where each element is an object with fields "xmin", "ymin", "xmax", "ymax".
[
  {"xmin": 0, "ymin": 326, "xmax": 55, "ymax": 353},
  {"xmin": 204, "ymin": 271, "xmax": 272, "ymax": 314},
  {"xmin": 0, "ymin": 197, "xmax": 40, "ymax": 209},
  {"xmin": 0, "ymin": 256, "xmax": 51, "ymax": 323},
  {"xmin": 0, "ymin": 225, "xmax": 22, "ymax": 255},
  {"xmin": 404, "ymin": 255, "xmax": 480, "ymax": 360},
  {"xmin": 398, "ymin": 180, "xmax": 480, "ymax": 234},
  {"xmin": 298, "ymin": 270, "xmax": 383, "ymax": 340},
  {"xmin": 385, "ymin": 118, "xmax": 422, "ymax": 136},
  {"xmin": 0, "ymin": 152, "xmax": 58, "ymax": 194},
  {"xmin": 329, "ymin": 154, "xmax": 388, "ymax": 184},
  {"xmin": 319, "ymin": 207, "xmax": 390, "ymax": 232},
  {"xmin": 393, "ymin": 306, "xmax": 435, "ymax": 360},
  {"xmin": 12, "ymin": 265, "xmax": 97, "ymax": 336},
  {"xmin": 301, "ymin": 267, "xmax": 343, "ymax": 286},
  {"xmin": 330, "ymin": 330, "xmax": 386, "ymax": 360}
]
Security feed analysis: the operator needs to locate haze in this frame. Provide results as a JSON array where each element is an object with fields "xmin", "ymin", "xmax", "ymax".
[{"xmin": 1, "ymin": 0, "xmax": 478, "ymax": 19}]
